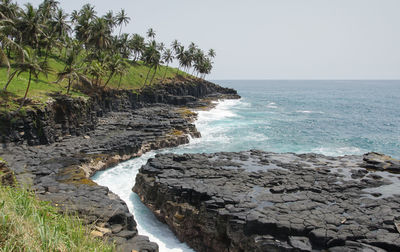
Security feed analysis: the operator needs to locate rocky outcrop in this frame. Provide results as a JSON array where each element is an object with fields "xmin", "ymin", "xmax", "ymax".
[
  {"xmin": 0, "ymin": 80, "xmax": 239, "ymax": 145},
  {"xmin": 134, "ymin": 151, "xmax": 400, "ymax": 252},
  {"xmin": 0, "ymin": 79, "xmax": 239, "ymax": 251},
  {"xmin": 1, "ymin": 105, "xmax": 200, "ymax": 251}
]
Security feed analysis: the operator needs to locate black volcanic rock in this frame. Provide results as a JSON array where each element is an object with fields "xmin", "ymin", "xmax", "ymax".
[
  {"xmin": 1, "ymin": 80, "xmax": 240, "ymax": 252},
  {"xmin": 134, "ymin": 151, "xmax": 400, "ymax": 252}
]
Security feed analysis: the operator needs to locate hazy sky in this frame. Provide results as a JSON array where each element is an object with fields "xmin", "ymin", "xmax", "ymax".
[{"xmin": 16, "ymin": 0, "xmax": 400, "ymax": 79}]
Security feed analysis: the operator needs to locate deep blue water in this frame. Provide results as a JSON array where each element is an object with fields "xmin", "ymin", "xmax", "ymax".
[{"xmin": 93, "ymin": 80, "xmax": 400, "ymax": 251}]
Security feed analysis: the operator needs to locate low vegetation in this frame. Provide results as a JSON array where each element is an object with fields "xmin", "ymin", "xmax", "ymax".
[{"xmin": 0, "ymin": 182, "xmax": 114, "ymax": 251}]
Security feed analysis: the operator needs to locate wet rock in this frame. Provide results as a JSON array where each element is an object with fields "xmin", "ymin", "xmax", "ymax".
[{"xmin": 134, "ymin": 151, "xmax": 400, "ymax": 252}]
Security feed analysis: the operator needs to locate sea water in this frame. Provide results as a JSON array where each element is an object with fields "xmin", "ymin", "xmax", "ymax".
[{"xmin": 92, "ymin": 80, "xmax": 400, "ymax": 251}]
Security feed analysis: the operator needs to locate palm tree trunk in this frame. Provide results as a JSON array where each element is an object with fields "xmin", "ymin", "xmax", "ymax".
[
  {"xmin": 143, "ymin": 68, "xmax": 152, "ymax": 87},
  {"xmin": 67, "ymin": 78, "xmax": 72, "ymax": 94},
  {"xmin": 3, "ymin": 70, "xmax": 17, "ymax": 91},
  {"xmin": 19, "ymin": 70, "xmax": 32, "ymax": 109},
  {"xmin": 149, "ymin": 68, "xmax": 157, "ymax": 85},
  {"xmin": 103, "ymin": 71, "xmax": 114, "ymax": 88},
  {"xmin": 117, "ymin": 74, "xmax": 123, "ymax": 90},
  {"xmin": 119, "ymin": 25, "xmax": 123, "ymax": 37},
  {"xmin": 162, "ymin": 63, "xmax": 169, "ymax": 82},
  {"xmin": 44, "ymin": 44, "xmax": 51, "ymax": 61}
]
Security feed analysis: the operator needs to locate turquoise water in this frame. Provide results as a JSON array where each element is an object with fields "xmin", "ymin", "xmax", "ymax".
[
  {"xmin": 93, "ymin": 80, "xmax": 400, "ymax": 251},
  {"xmin": 202, "ymin": 80, "xmax": 400, "ymax": 158}
]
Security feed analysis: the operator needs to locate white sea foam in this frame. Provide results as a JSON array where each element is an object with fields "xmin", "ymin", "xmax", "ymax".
[
  {"xmin": 311, "ymin": 146, "xmax": 363, "ymax": 156},
  {"xmin": 93, "ymin": 151, "xmax": 196, "ymax": 252},
  {"xmin": 296, "ymin": 110, "xmax": 324, "ymax": 114},
  {"xmin": 266, "ymin": 102, "xmax": 278, "ymax": 109},
  {"xmin": 196, "ymin": 99, "xmax": 240, "ymax": 122}
]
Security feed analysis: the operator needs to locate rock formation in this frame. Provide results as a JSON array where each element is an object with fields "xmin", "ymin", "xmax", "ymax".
[{"xmin": 134, "ymin": 150, "xmax": 400, "ymax": 252}]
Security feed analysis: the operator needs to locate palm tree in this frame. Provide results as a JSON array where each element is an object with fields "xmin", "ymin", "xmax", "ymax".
[
  {"xmin": 103, "ymin": 54, "xmax": 123, "ymax": 87},
  {"xmin": 171, "ymin": 39, "xmax": 180, "ymax": 53},
  {"xmin": 1, "ymin": 17, "xmax": 26, "ymax": 91},
  {"xmin": 38, "ymin": 0, "xmax": 59, "ymax": 21},
  {"xmin": 103, "ymin": 10, "xmax": 116, "ymax": 30},
  {"xmin": 175, "ymin": 45, "xmax": 184, "ymax": 73},
  {"xmin": 0, "ymin": 0, "xmax": 20, "ymax": 20},
  {"xmin": 116, "ymin": 9, "xmax": 130, "ymax": 36},
  {"xmin": 75, "ymin": 4, "xmax": 96, "ymax": 45},
  {"xmin": 146, "ymin": 28, "xmax": 156, "ymax": 41},
  {"xmin": 141, "ymin": 40, "xmax": 160, "ymax": 86},
  {"xmin": 116, "ymin": 33, "xmax": 131, "ymax": 58},
  {"xmin": 208, "ymin": 49, "xmax": 216, "ymax": 59},
  {"xmin": 53, "ymin": 9, "xmax": 70, "ymax": 38},
  {"xmin": 161, "ymin": 49, "xmax": 173, "ymax": 82},
  {"xmin": 115, "ymin": 61, "xmax": 128, "ymax": 90},
  {"xmin": 87, "ymin": 17, "xmax": 112, "ymax": 50},
  {"xmin": 55, "ymin": 49, "xmax": 84, "ymax": 94},
  {"xmin": 17, "ymin": 3, "xmax": 45, "ymax": 50},
  {"xmin": 87, "ymin": 60, "xmax": 104, "ymax": 86},
  {"xmin": 129, "ymin": 33, "xmax": 145, "ymax": 62},
  {"xmin": 157, "ymin": 42, "xmax": 164, "ymax": 51},
  {"xmin": 11, "ymin": 48, "xmax": 50, "ymax": 108},
  {"xmin": 70, "ymin": 10, "xmax": 79, "ymax": 24}
]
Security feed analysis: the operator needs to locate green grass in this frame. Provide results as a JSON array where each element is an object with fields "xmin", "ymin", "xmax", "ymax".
[
  {"xmin": 0, "ymin": 53, "xmax": 191, "ymax": 113},
  {"xmin": 111, "ymin": 61, "xmax": 189, "ymax": 90},
  {"xmin": 0, "ymin": 183, "xmax": 114, "ymax": 251}
]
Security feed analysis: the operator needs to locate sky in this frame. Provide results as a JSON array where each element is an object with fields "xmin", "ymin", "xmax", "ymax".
[{"xmin": 15, "ymin": 0, "xmax": 400, "ymax": 80}]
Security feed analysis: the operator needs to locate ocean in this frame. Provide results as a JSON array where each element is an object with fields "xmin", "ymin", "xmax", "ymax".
[{"xmin": 92, "ymin": 80, "xmax": 400, "ymax": 251}]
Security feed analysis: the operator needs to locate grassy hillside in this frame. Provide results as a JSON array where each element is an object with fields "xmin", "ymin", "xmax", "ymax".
[
  {"xmin": 0, "ymin": 181, "xmax": 114, "ymax": 251},
  {"xmin": 0, "ymin": 54, "xmax": 190, "ymax": 113}
]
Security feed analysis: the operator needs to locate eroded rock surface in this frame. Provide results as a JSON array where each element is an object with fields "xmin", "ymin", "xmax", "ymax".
[
  {"xmin": 0, "ymin": 105, "xmax": 201, "ymax": 252},
  {"xmin": 134, "ymin": 151, "xmax": 400, "ymax": 252}
]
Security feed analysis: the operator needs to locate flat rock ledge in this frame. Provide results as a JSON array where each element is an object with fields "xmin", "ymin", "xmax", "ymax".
[{"xmin": 134, "ymin": 151, "xmax": 400, "ymax": 252}]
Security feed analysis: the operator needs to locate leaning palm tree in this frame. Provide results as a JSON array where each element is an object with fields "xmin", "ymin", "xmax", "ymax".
[
  {"xmin": 55, "ymin": 50, "xmax": 84, "ymax": 94},
  {"xmin": 141, "ymin": 41, "xmax": 160, "ymax": 86},
  {"xmin": 1, "ymin": 17, "xmax": 26, "ymax": 91},
  {"xmin": 116, "ymin": 9, "xmax": 130, "ymax": 36},
  {"xmin": 11, "ymin": 48, "xmax": 50, "ymax": 108},
  {"xmin": 161, "ymin": 49, "xmax": 174, "ymax": 82},
  {"xmin": 115, "ymin": 60, "xmax": 129, "ymax": 90},
  {"xmin": 103, "ymin": 54, "xmax": 123, "ymax": 87}
]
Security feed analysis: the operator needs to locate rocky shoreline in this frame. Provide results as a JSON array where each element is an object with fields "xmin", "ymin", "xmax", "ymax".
[
  {"xmin": 0, "ymin": 80, "xmax": 240, "ymax": 251},
  {"xmin": 134, "ymin": 151, "xmax": 400, "ymax": 252}
]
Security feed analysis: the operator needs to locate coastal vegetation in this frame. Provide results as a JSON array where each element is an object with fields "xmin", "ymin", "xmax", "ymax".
[
  {"xmin": 0, "ymin": 0, "xmax": 216, "ymax": 112},
  {"xmin": 0, "ymin": 159, "xmax": 114, "ymax": 251},
  {"xmin": 0, "ymin": 183, "xmax": 115, "ymax": 251}
]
